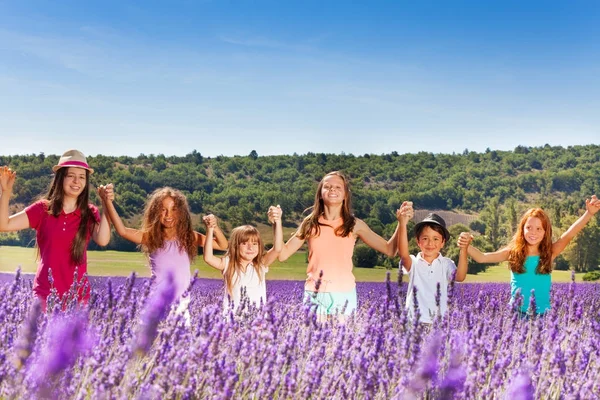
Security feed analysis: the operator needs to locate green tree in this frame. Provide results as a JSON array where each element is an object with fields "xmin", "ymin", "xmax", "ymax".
[
  {"xmin": 480, "ymin": 196, "xmax": 504, "ymax": 249},
  {"xmin": 563, "ymin": 217, "xmax": 600, "ymax": 272},
  {"xmin": 353, "ymin": 244, "xmax": 378, "ymax": 268}
]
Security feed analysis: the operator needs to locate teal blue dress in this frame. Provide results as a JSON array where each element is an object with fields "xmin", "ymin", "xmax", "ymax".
[{"xmin": 510, "ymin": 255, "xmax": 551, "ymax": 314}]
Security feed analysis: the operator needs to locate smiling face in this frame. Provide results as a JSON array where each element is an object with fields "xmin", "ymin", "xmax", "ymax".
[
  {"xmin": 238, "ymin": 237, "xmax": 260, "ymax": 263},
  {"xmin": 523, "ymin": 217, "xmax": 545, "ymax": 247},
  {"xmin": 160, "ymin": 196, "xmax": 178, "ymax": 229},
  {"xmin": 416, "ymin": 226, "xmax": 446, "ymax": 261},
  {"xmin": 320, "ymin": 174, "xmax": 347, "ymax": 207},
  {"xmin": 62, "ymin": 167, "xmax": 88, "ymax": 199}
]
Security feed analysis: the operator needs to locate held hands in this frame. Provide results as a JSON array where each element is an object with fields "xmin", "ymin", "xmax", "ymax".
[
  {"xmin": 268, "ymin": 205, "xmax": 282, "ymax": 224},
  {"xmin": 0, "ymin": 166, "xmax": 17, "ymax": 193},
  {"xmin": 457, "ymin": 232, "xmax": 474, "ymax": 249},
  {"xmin": 97, "ymin": 184, "xmax": 115, "ymax": 203},
  {"xmin": 585, "ymin": 195, "xmax": 600, "ymax": 216},
  {"xmin": 395, "ymin": 201, "xmax": 414, "ymax": 225},
  {"xmin": 202, "ymin": 214, "xmax": 219, "ymax": 230}
]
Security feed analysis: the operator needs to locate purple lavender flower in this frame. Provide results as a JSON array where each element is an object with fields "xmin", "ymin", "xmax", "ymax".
[
  {"xmin": 31, "ymin": 312, "xmax": 93, "ymax": 392},
  {"xmin": 133, "ymin": 271, "xmax": 176, "ymax": 355},
  {"xmin": 13, "ymin": 298, "xmax": 43, "ymax": 370},
  {"xmin": 505, "ymin": 369, "xmax": 535, "ymax": 400}
]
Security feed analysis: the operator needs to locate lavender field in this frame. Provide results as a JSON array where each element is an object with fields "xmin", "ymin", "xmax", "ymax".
[{"xmin": 0, "ymin": 270, "xmax": 599, "ymax": 399}]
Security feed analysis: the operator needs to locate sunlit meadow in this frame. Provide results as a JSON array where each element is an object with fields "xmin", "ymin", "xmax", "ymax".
[{"xmin": 0, "ymin": 269, "xmax": 598, "ymax": 399}]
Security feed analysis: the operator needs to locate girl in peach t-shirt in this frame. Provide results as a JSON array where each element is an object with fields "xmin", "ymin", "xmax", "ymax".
[{"xmin": 278, "ymin": 171, "xmax": 400, "ymax": 321}]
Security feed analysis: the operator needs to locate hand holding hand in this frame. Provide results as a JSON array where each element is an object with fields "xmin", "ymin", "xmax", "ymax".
[
  {"xmin": 268, "ymin": 205, "xmax": 282, "ymax": 224},
  {"xmin": 97, "ymin": 183, "xmax": 114, "ymax": 203},
  {"xmin": 396, "ymin": 201, "xmax": 414, "ymax": 224},
  {"xmin": 203, "ymin": 214, "xmax": 218, "ymax": 229},
  {"xmin": 586, "ymin": 195, "xmax": 600, "ymax": 216},
  {"xmin": 457, "ymin": 232, "xmax": 474, "ymax": 249},
  {"xmin": 0, "ymin": 166, "xmax": 17, "ymax": 193}
]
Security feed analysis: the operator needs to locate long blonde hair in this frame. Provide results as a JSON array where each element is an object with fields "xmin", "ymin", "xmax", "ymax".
[
  {"xmin": 224, "ymin": 225, "xmax": 265, "ymax": 296},
  {"xmin": 140, "ymin": 187, "xmax": 197, "ymax": 261},
  {"xmin": 507, "ymin": 208, "xmax": 553, "ymax": 274},
  {"xmin": 297, "ymin": 171, "xmax": 356, "ymax": 240}
]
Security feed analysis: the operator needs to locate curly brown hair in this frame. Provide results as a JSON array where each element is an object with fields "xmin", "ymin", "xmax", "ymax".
[
  {"xmin": 140, "ymin": 187, "xmax": 197, "ymax": 262},
  {"xmin": 224, "ymin": 225, "xmax": 265, "ymax": 296},
  {"xmin": 297, "ymin": 171, "xmax": 356, "ymax": 240},
  {"xmin": 507, "ymin": 208, "xmax": 553, "ymax": 274}
]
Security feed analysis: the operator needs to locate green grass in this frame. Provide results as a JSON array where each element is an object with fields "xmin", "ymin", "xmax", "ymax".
[{"xmin": 0, "ymin": 245, "xmax": 589, "ymax": 283}]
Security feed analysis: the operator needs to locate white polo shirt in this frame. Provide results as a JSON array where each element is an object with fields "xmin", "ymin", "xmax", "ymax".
[{"xmin": 402, "ymin": 253, "xmax": 457, "ymax": 323}]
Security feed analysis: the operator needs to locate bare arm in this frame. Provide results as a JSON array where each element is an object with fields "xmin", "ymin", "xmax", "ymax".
[
  {"xmin": 552, "ymin": 195, "xmax": 600, "ymax": 258},
  {"xmin": 0, "ymin": 167, "xmax": 30, "ymax": 232},
  {"xmin": 455, "ymin": 244, "xmax": 469, "ymax": 282},
  {"xmin": 98, "ymin": 184, "xmax": 144, "ymax": 244},
  {"xmin": 396, "ymin": 201, "xmax": 414, "ymax": 270},
  {"xmin": 263, "ymin": 205, "xmax": 283, "ymax": 266},
  {"xmin": 457, "ymin": 232, "xmax": 509, "ymax": 263},
  {"xmin": 354, "ymin": 218, "xmax": 399, "ymax": 257},
  {"xmin": 92, "ymin": 210, "xmax": 112, "ymax": 246},
  {"xmin": 278, "ymin": 233, "xmax": 305, "ymax": 262},
  {"xmin": 198, "ymin": 214, "xmax": 228, "ymax": 250},
  {"xmin": 202, "ymin": 223, "xmax": 226, "ymax": 271}
]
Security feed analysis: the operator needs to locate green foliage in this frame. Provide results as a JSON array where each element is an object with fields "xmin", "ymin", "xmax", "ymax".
[
  {"xmin": 353, "ymin": 244, "xmax": 378, "ymax": 268},
  {"xmin": 582, "ymin": 271, "xmax": 600, "ymax": 281},
  {"xmin": 2, "ymin": 145, "xmax": 600, "ymax": 262},
  {"xmin": 554, "ymin": 255, "xmax": 570, "ymax": 271}
]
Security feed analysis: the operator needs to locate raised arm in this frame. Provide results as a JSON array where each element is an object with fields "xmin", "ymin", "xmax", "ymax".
[
  {"xmin": 354, "ymin": 218, "xmax": 399, "ymax": 257},
  {"xmin": 278, "ymin": 233, "xmax": 305, "ymax": 262},
  {"xmin": 455, "ymin": 236, "xmax": 469, "ymax": 282},
  {"xmin": 202, "ymin": 221, "xmax": 226, "ymax": 271},
  {"xmin": 263, "ymin": 205, "xmax": 283, "ymax": 266},
  {"xmin": 457, "ymin": 232, "xmax": 509, "ymax": 264},
  {"xmin": 198, "ymin": 214, "xmax": 228, "ymax": 250},
  {"xmin": 396, "ymin": 201, "xmax": 414, "ymax": 271},
  {"xmin": 0, "ymin": 167, "xmax": 30, "ymax": 232},
  {"xmin": 551, "ymin": 195, "xmax": 600, "ymax": 258},
  {"xmin": 98, "ymin": 184, "xmax": 144, "ymax": 244}
]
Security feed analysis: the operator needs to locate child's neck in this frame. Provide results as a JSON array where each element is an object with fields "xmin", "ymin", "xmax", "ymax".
[
  {"xmin": 62, "ymin": 197, "xmax": 78, "ymax": 214},
  {"xmin": 526, "ymin": 244, "xmax": 541, "ymax": 256},
  {"xmin": 163, "ymin": 227, "xmax": 177, "ymax": 240},
  {"xmin": 322, "ymin": 205, "xmax": 342, "ymax": 220},
  {"xmin": 421, "ymin": 253, "xmax": 440, "ymax": 264}
]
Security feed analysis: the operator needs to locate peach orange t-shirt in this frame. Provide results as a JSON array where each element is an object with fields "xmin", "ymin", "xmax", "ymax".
[{"xmin": 305, "ymin": 217, "xmax": 357, "ymax": 292}]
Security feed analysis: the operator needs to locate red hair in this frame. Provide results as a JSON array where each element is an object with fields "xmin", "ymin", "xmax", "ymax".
[{"xmin": 508, "ymin": 208, "xmax": 553, "ymax": 274}]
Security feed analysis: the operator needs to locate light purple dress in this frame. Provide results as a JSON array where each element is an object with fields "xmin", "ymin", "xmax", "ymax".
[{"xmin": 149, "ymin": 239, "xmax": 191, "ymax": 300}]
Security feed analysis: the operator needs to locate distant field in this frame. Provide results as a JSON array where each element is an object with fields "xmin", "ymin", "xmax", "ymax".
[{"xmin": 0, "ymin": 245, "xmax": 589, "ymax": 283}]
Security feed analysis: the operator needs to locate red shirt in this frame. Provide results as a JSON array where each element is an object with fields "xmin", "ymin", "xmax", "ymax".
[{"xmin": 25, "ymin": 200, "xmax": 99, "ymax": 302}]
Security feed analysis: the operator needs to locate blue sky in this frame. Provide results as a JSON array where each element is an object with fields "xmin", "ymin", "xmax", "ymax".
[{"xmin": 1, "ymin": 1, "xmax": 598, "ymax": 157}]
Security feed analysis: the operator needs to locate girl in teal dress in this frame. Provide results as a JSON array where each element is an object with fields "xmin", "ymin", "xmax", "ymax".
[{"xmin": 457, "ymin": 195, "xmax": 600, "ymax": 315}]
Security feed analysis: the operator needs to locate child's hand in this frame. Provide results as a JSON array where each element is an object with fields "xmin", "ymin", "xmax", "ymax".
[
  {"xmin": 268, "ymin": 205, "xmax": 282, "ymax": 224},
  {"xmin": 98, "ymin": 184, "xmax": 114, "ymax": 203},
  {"xmin": 586, "ymin": 195, "xmax": 600, "ymax": 215},
  {"xmin": 203, "ymin": 214, "xmax": 218, "ymax": 229},
  {"xmin": 457, "ymin": 232, "xmax": 473, "ymax": 248},
  {"xmin": 0, "ymin": 166, "xmax": 17, "ymax": 193},
  {"xmin": 395, "ymin": 201, "xmax": 413, "ymax": 224}
]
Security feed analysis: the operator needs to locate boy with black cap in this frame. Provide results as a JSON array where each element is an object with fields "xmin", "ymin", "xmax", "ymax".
[{"xmin": 396, "ymin": 202, "xmax": 468, "ymax": 323}]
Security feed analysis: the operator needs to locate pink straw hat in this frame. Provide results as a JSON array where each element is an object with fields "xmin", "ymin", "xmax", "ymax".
[{"xmin": 52, "ymin": 149, "xmax": 94, "ymax": 174}]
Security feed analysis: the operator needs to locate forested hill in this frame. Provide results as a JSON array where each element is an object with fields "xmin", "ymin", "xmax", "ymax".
[
  {"xmin": 2, "ymin": 145, "xmax": 598, "ymax": 222},
  {"xmin": 2, "ymin": 144, "xmax": 599, "ymax": 271}
]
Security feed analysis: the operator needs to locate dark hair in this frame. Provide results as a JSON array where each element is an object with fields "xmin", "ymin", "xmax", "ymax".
[
  {"xmin": 45, "ymin": 167, "xmax": 94, "ymax": 265},
  {"xmin": 415, "ymin": 223, "xmax": 447, "ymax": 242}
]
